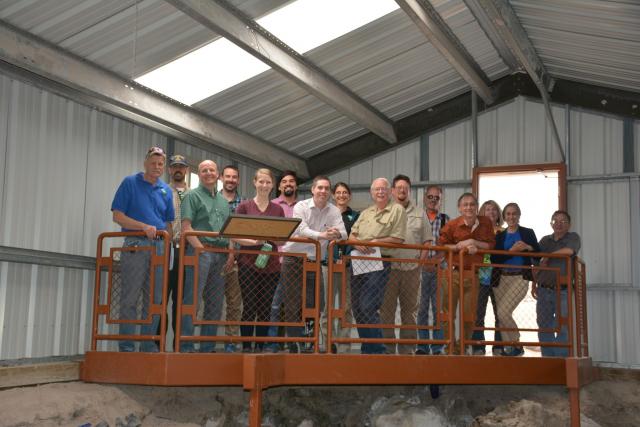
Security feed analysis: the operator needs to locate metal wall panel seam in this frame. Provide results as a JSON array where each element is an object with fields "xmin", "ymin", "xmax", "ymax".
[
  {"xmin": 78, "ymin": 270, "xmax": 89, "ymax": 354},
  {"xmin": 53, "ymin": 268, "xmax": 64, "ymax": 356},
  {"xmin": 630, "ymin": 177, "xmax": 640, "ymax": 289},
  {"xmin": 1, "ymin": 80, "xmax": 20, "ymax": 247},
  {"xmin": 565, "ymin": 104, "xmax": 571, "ymax": 176},
  {"xmin": 0, "ymin": 262, "xmax": 7, "ymax": 357},
  {"xmin": 0, "ymin": 76, "xmax": 10, "ymax": 236},
  {"xmin": 24, "ymin": 264, "xmax": 38, "ymax": 357}
]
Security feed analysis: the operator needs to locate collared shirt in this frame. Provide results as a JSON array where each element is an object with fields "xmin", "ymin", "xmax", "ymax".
[
  {"xmin": 170, "ymin": 183, "xmax": 189, "ymax": 245},
  {"xmin": 393, "ymin": 201, "xmax": 433, "ymax": 270},
  {"xmin": 438, "ymin": 215, "xmax": 495, "ymax": 269},
  {"xmin": 272, "ymin": 195, "xmax": 298, "ymax": 218},
  {"xmin": 282, "ymin": 198, "xmax": 347, "ymax": 260},
  {"xmin": 225, "ymin": 191, "xmax": 244, "ymax": 213},
  {"xmin": 350, "ymin": 201, "xmax": 407, "ymax": 257},
  {"xmin": 111, "ymin": 172, "xmax": 174, "ymax": 231},
  {"xmin": 427, "ymin": 210, "xmax": 449, "ymax": 258},
  {"xmin": 181, "ymin": 184, "xmax": 230, "ymax": 247},
  {"xmin": 537, "ymin": 231, "xmax": 581, "ymax": 285}
]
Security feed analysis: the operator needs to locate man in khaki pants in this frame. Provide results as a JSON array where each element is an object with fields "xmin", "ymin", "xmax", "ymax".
[
  {"xmin": 380, "ymin": 175, "xmax": 433, "ymax": 354},
  {"xmin": 220, "ymin": 165, "xmax": 245, "ymax": 353},
  {"xmin": 438, "ymin": 193, "xmax": 495, "ymax": 354}
]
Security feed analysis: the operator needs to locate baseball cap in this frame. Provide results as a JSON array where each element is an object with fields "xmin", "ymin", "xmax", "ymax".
[
  {"xmin": 169, "ymin": 154, "xmax": 188, "ymax": 166},
  {"xmin": 145, "ymin": 146, "xmax": 166, "ymax": 159}
]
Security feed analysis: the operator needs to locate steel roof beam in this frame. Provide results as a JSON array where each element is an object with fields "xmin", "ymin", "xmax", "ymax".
[
  {"xmin": 166, "ymin": 0, "xmax": 397, "ymax": 145},
  {"xmin": 462, "ymin": 0, "xmax": 562, "ymax": 160},
  {"xmin": 463, "ymin": 0, "xmax": 553, "ymax": 91},
  {"xmin": 395, "ymin": 0, "xmax": 495, "ymax": 104},
  {"xmin": 0, "ymin": 20, "xmax": 308, "ymax": 177}
]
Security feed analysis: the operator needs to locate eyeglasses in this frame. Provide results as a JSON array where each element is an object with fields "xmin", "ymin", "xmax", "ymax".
[
  {"xmin": 372, "ymin": 187, "xmax": 388, "ymax": 193},
  {"xmin": 426, "ymin": 195, "xmax": 440, "ymax": 201},
  {"xmin": 146, "ymin": 146, "xmax": 165, "ymax": 159},
  {"xmin": 551, "ymin": 219, "xmax": 569, "ymax": 225}
]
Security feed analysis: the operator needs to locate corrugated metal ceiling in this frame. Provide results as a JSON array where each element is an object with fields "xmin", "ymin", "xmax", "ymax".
[
  {"xmin": 195, "ymin": 0, "xmax": 510, "ymax": 157},
  {"xmin": 512, "ymin": 0, "xmax": 640, "ymax": 93},
  {"xmin": 0, "ymin": 0, "xmax": 292, "ymax": 77},
  {"xmin": 0, "ymin": 0, "xmax": 638, "ymax": 160}
]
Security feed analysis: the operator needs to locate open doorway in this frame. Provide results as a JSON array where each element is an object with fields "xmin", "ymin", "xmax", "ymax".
[{"xmin": 472, "ymin": 163, "xmax": 566, "ymax": 355}]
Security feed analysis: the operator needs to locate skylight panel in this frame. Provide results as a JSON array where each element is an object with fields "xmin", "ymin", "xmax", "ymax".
[{"xmin": 136, "ymin": 0, "xmax": 398, "ymax": 105}]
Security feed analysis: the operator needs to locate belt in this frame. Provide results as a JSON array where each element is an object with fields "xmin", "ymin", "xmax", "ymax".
[{"xmin": 501, "ymin": 271, "xmax": 522, "ymax": 276}]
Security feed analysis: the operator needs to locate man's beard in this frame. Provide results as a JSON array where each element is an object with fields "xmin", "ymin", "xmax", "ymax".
[
  {"xmin": 283, "ymin": 187, "xmax": 295, "ymax": 197},
  {"xmin": 172, "ymin": 172, "xmax": 184, "ymax": 182}
]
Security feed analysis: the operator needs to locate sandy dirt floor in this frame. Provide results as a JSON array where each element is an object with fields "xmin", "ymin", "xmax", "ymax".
[{"xmin": 0, "ymin": 376, "xmax": 638, "ymax": 427}]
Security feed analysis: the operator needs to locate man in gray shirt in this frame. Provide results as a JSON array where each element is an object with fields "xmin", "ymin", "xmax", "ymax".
[{"xmin": 534, "ymin": 210, "xmax": 581, "ymax": 357}]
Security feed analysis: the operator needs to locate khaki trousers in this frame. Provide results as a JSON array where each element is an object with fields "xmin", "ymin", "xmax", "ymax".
[
  {"xmin": 380, "ymin": 268, "xmax": 421, "ymax": 354},
  {"xmin": 441, "ymin": 270, "xmax": 476, "ymax": 351},
  {"xmin": 493, "ymin": 274, "xmax": 528, "ymax": 343}
]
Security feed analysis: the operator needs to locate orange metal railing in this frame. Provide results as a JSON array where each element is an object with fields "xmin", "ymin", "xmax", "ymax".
[
  {"xmin": 90, "ymin": 234, "xmax": 587, "ymax": 358},
  {"xmin": 174, "ymin": 231, "xmax": 323, "ymax": 353},
  {"xmin": 91, "ymin": 231, "xmax": 170, "ymax": 352}
]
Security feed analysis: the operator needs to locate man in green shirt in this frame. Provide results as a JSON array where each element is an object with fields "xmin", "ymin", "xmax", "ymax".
[{"xmin": 180, "ymin": 160, "xmax": 232, "ymax": 352}]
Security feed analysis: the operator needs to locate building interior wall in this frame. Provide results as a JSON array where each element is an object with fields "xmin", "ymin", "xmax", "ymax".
[{"xmin": 0, "ymin": 74, "xmax": 638, "ymax": 367}]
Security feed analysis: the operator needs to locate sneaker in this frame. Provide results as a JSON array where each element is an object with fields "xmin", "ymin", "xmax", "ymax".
[
  {"xmin": 472, "ymin": 348, "xmax": 486, "ymax": 356},
  {"xmin": 289, "ymin": 343, "xmax": 300, "ymax": 354},
  {"xmin": 415, "ymin": 348, "xmax": 429, "ymax": 355},
  {"xmin": 224, "ymin": 344, "xmax": 237, "ymax": 353},
  {"xmin": 492, "ymin": 346, "xmax": 504, "ymax": 356},
  {"xmin": 501, "ymin": 346, "xmax": 524, "ymax": 357}
]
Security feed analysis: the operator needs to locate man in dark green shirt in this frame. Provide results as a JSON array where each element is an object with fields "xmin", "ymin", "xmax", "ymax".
[{"xmin": 180, "ymin": 160, "xmax": 232, "ymax": 352}]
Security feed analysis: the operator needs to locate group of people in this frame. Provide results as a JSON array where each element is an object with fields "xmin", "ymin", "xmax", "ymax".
[{"xmin": 110, "ymin": 146, "xmax": 581, "ymax": 357}]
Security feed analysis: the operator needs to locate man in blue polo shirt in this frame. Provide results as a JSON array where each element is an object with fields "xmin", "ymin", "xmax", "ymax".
[{"xmin": 111, "ymin": 146, "xmax": 175, "ymax": 352}]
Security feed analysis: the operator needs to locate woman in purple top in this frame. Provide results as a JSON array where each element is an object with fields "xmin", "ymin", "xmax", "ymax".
[{"xmin": 234, "ymin": 168, "xmax": 285, "ymax": 352}]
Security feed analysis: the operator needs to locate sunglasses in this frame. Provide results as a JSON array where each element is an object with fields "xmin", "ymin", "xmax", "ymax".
[{"xmin": 426, "ymin": 195, "xmax": 440, "ymax": 201}]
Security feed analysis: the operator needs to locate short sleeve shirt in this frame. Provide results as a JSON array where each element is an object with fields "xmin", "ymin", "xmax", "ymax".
[
  {"xmin": 235, "ymin": 199, "xmax": 284, "ymax": 273},
  {"xmin": 111, "ymin": 172, "xmax": 174, "ymax": 231},
  {"xmin": 350, "ymin": 201, "xmax": 407, "ymax": 257},
  {"xmin": 537, "ymin": 231, "xmax": 581, "ymax": 284},
  {"xmin": 393, "ymin": 201, "xmax": 433, "ymax": 270},
  {"xmin": 181, "ymin": 184, "xmax": 230, "ymax": 247}
]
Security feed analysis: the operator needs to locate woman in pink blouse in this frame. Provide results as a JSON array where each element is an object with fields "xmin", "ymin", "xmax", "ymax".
[{"xmin": 234, "ymin": 168, "xmax": 285, "ymax": 352}]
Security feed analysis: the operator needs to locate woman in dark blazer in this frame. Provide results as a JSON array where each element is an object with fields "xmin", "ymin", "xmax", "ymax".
[{"xmin": 491, "ymin": 202, "xmax": 541, "ymax": 357}]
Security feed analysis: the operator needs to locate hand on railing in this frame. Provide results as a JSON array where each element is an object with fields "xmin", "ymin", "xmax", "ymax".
[{"xmin": 142, "ymin": 224, "xmax": 158, "ymax": 240}]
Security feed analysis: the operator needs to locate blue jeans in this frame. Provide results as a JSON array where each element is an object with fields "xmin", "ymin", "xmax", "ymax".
[
  {"xmin": 267, "ymin": 278, "xmax": 286, "ymax": 338},
  {"xmin": 119, "ymin": 237, "xmax": 165, "ymax": 352},
  {"xmin": 417, "ymin": 270, "xmax": 444, "ymax": 354},
  {"xmin": 471, "ymin": 284, "xmax": 503, "ymax": 351},
  {"xmin": 181, "ymin": 246, "xmax": 226, "ymax": 352},
  {"xmin": 537, "ymin": 287, "xmax": 569, "ymax": 357},
  {"xmin": 350, "ymin": 262, "xmax": 390, "ymax": 354}
]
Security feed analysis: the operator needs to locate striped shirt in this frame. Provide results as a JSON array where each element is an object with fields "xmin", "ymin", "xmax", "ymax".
[{"xmin": 427, "ymin": 211, "xmax": 449, "ymax": 258}]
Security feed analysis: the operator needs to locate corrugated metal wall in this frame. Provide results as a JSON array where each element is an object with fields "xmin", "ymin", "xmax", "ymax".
[
  {"xmin": 0, "ymin": 73, "xmax": 260, "ymax": 360},
  {"xmin": 1, "ymin": 74, "xmax": 638, "ymax": 366},
  {"xmin": 328, "ymin": 96, "xmax": 640, "ymax": 368}
]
